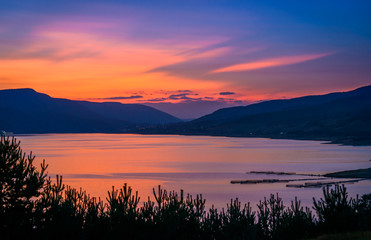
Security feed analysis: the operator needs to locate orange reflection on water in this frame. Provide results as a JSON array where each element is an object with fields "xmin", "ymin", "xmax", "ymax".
[{"xmin": 17, "ymin": 134, "xmax": 371, "ymax": 208}]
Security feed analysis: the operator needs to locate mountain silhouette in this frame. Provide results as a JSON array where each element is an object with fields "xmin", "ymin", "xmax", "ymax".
[
  {"xmin": 137, "ymin": 85, "xmax": 371, "ymax": 145},
  {"xmin": 0, "ymin": 88, "xmax": 180, "ymax": 133}
]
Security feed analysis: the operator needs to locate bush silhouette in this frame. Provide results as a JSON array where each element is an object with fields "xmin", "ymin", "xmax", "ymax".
[
  {"xmin": 0, "ymin": 136, "xmax": 47, "ymax": 238},
  {"xmin": 313, "ymin": 185, "xmax": 360, "ymax": 233}
]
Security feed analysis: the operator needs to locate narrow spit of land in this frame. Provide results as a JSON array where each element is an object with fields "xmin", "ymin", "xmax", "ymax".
[
  {"xmin": 324, "ymin": 167, "xmax": 371, "ymax": 179},
  {"xmin": 230, "ymin": 168, "xmax": 371, "ymax": 188}
]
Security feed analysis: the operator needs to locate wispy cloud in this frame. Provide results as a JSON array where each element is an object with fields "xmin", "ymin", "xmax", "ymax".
[
  {"xmin": 0, "ymin": 47, "xmax": 100, "ymax": 61},
  {"xmin": 168, "ymin": 93, "xmax": 200, "ymax": 101},
  {"xmin": 219, "ymin": 91, "xmax": 235, "ymax": 95},
  {"xmin": 180, "ymin": 47, "xmax": 232, "ymax": 59},
  {"xmin": 146, "ymin": 97, "xmax": 167, "ymax": 102},
  {"xmin": 211, "ymin": 53, "xmax": 333, "ymax": 73},
  {"xmin": 176, "ymin": 90, "xmax": 194, "ymax": 93},
  {"xmin": 91, "ymin": 95, "xmax": 143, "ymax": 100}
]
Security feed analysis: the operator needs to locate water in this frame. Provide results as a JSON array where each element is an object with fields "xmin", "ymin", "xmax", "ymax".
[{"xmin": 16, "ymin": 134, "xmax": 371, "ymax": 209}]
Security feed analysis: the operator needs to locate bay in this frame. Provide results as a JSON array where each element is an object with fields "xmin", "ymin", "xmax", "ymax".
[{"xmin": 17, "ymin": 134, "xmax": 371, "ymax": 209}]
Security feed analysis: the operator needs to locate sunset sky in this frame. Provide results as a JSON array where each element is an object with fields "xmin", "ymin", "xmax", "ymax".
[{"xmin": 1, "ymin": 0, "xmax": 370, "ymax": 118}]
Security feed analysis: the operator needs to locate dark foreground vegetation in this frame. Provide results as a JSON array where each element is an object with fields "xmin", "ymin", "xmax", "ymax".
[{"xmin": 1, "ymin": 136, "xmax": 371, "ymax": 240}]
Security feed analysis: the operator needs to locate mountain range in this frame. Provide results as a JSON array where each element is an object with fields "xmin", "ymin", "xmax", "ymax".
[
  {"xmin": 137, "ymin": 85, "xmax": 371, "ymax": 145},
  {"xmin": 1, "ymin": 86, "xmax": 370, "ymax": 145},
  {"xmin": 0, "ymin": 88, "xmax": 180, "ymax": 133}
]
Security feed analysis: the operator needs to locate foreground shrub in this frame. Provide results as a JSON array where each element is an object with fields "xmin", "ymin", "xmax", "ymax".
[
  {"xmin": 0, "ymin": 136, "xmax": 47, "ymax": 238},
  {"xmin": 220, "ymin": 199, "xmax": 257, "ymax": 240},
  {"xmin": 313, "ymin": 185, "xmax": 360, "ymax": 233},
  {"xmin": 256, "ymin": 194, "xmax": 314, "ymax": 240},
  {"xmin": 357, "ymin": 193, "xmax": 371, "ymax": 230}
]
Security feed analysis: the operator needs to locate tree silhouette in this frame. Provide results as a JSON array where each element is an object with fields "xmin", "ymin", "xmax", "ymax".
[{"xmin": 0, "ymin": 136, "xmax": 47, "ymax": 238}]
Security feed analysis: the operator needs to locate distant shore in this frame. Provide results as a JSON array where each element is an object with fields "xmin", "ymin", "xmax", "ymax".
[
  {"xmin": 9, "ymin": 131, "xmax": 371, "ymax": 146},
  {"xmin": 324, "ymin": 168, "xmax": 371, "ymax": 179},
  {"xmin": 129, "ymin": 129, "xmax": 371, "ymax": 147}
]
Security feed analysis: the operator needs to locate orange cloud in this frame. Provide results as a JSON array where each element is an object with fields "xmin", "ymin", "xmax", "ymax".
[
  {"xmin": 211, "ymin": 53, "xmax": 333, "ymax": 73},
  {"xmin": 0, "ymin": 19, "xmax": 339, "ymax": 106},
  {"xmin": 0, "ymin": 24, "xmax": 224, "ymax": 101}
]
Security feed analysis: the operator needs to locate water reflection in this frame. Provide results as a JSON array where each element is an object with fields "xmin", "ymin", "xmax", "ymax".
[{"xmin": 17, "ymin": 134, "xmax": 371, "ymax": 208}]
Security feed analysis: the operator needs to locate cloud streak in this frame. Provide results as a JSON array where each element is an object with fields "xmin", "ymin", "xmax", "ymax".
[
  {"xmin": 103, "ymin": 95, "xmax": 143, "ymax": 100},
  {"xmin": 88, "ymin": 95, "xmax": 143, "ymax": 100},
  {"xmin": 219, "ymin": 91, "xmax": 235, "ymax": 95},
  {"xmin": 168, "ymin": 93, "xmax": 201, "ymax": 101},
  {"xmin": 211, "ymin": 53, "xmax": 333, "ymax": 73}
]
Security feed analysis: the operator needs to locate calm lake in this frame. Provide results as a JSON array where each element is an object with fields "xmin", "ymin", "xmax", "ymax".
[{"xmin": 17, "ymin": 134, "xmax": 371, "ymax": 209}]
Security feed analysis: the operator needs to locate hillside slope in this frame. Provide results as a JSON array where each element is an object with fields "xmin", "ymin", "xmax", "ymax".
[
  {"xmin": 137, "ymin": 85, "xmax": 371, "ymax": 145},
  {"xmin": 0, "ymin": 88, "xmax": 180, "ymax": 133}
]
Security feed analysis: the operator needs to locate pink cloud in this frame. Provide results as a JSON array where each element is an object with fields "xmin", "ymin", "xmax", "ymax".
[{"xmin": 211, "ymin": 52, "xmax": 333, "ymax": 73}]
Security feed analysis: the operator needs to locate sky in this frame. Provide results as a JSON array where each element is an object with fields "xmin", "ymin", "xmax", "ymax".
[{"xmin": 1, "ymin": 0, "xmax": 370, "ymax": 119}]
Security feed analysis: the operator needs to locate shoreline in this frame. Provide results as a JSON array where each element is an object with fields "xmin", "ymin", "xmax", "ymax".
[
  {"xmin": 324, "ymin": 168, "xmax": 371, "ymax": 179},
  {"xmin": 9, "ymin": 131, "xmax": 371, "ymax": 146}
]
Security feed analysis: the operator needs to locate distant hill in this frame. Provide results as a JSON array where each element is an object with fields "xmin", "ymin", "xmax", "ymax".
[
  {"xmin": 0, "ymin": 88, "xmax": 180, "ymax": 134},
  {"xmin": 136, "ymin": 85, "xmax": 371, "ymax": 145}
]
